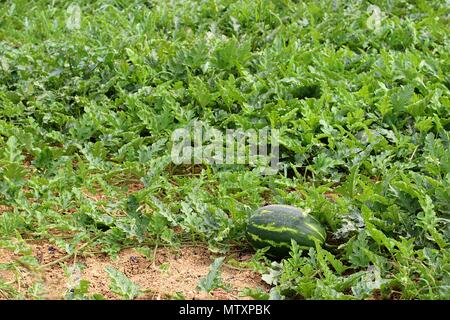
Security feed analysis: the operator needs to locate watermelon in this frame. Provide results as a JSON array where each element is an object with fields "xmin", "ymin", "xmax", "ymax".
[{"xmin": 246, "ymin": 205, "xmax": 326, "ymax": 258}]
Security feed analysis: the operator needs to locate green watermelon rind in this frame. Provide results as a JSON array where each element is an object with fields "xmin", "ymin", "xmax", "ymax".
[{"xmin": 246, "ymin": 205, "xmax": 326, "ymax": 258}]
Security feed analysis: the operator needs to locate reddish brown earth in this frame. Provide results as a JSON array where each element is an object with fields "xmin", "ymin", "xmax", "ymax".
[{"xmin": 0, "ymin": 241, "xmax": 268, "ymax": 300}]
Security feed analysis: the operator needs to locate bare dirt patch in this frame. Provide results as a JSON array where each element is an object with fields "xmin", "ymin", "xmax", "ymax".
[
  {"xmin": 0, "ymin": 205, "xmax": 12, "ymax": 214},
  {"xmin": 0, "ymin": 241, "xmax": 268, "ymax": 300},
  {"xmin": 0, "ymin": 248, "xmax": 15, "ymax": 283}
]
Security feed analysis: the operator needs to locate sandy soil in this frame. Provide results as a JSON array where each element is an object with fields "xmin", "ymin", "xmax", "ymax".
[
  {"xmin": 0, "ymin": 205, "xmax": 12, "ymax": 214},
  {"xmin": 0, "ymin": 241, "xmax": 268, "ymax": 300}
]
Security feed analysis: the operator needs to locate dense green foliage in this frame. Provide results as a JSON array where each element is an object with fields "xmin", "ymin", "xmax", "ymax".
[{"xmin": 0, "ymin": 0, "xmax": 449, "ymax": 299}]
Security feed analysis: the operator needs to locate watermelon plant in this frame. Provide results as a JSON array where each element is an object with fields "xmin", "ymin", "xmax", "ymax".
[{"xmin": 0, "ymin": 0, "xmax": 448, "ymax": 300}]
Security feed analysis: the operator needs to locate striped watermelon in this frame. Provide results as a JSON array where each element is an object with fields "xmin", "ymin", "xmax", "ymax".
[{"xmin": 246, "ymin": 205, "xmax": 326, "ymax": 258}]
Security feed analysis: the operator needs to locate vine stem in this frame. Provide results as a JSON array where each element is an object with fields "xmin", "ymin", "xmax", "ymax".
[
  {"xmin": 38, "ymin": 236, "xmax": 99, "ymax": 270},
  {"xmin": 152, "ymin": 242, "xmax": 159, "ymax": 268},
  {"xmin": 223, "ymin": 263, "xmax": 252, "ymax": 271}
]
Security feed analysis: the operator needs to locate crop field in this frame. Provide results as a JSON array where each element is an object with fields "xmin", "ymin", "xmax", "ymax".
[{"xmin": 0, "ymin": 0, "xmax": 449, "ymax": 300}]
